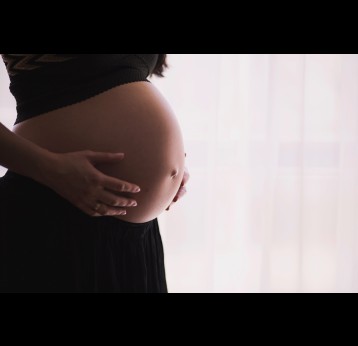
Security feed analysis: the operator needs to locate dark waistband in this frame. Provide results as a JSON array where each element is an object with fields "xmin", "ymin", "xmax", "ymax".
[
  {"xmin": 1, "ymin": 170, "xmax": 53, "ymax": 195},
  {"xmin": 0, "ymin": 170, "xmax": 155, "ymax": 228}
]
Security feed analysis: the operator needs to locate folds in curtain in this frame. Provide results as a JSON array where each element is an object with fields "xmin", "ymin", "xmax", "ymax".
[{"xmin": 154, "ymin": 54, "xmax": 358, "ymax": 293}]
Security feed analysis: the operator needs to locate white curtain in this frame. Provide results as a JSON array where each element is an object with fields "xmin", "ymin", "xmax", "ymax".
[
  {"xmin": 154, "ymin": 54, "xmax": 358, "ymax": 293},
  {"xmin": 1, "ymin": 55, "xmax": 358, "ymax": 292}
]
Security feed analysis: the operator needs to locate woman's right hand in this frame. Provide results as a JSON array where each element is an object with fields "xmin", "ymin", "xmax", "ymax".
[{"xmin": 41, "ymin": 150, "xmax": 140, "ymax": 217}]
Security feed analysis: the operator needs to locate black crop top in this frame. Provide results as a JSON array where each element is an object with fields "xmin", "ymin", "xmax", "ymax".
[{"xmin": 1, "ymin": 54, "xmax": 159, "ymax": 125}]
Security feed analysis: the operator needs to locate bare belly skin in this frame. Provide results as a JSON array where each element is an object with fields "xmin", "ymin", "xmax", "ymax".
[{"xmin": 12, "ymin": 82, "xmax": 186, "ymax": 224}]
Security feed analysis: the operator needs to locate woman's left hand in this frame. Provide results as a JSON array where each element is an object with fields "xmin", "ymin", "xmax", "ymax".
[{"xmin": 166, "ymin": 165, "xmax": 190, "ymax": 211}]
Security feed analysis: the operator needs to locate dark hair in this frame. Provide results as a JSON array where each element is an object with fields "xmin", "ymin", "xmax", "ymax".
[{"xmin": 152, "ymin": 54, "xmax": 168, "ymax": 77}]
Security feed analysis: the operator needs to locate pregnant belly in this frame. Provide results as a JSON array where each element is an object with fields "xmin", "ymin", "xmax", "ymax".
[{"xmin": 12, "ymin": 82, "xmax": 186, "ymax": 224}]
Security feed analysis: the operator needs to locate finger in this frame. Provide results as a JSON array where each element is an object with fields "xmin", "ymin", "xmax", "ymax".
[
  {"xmin": 80, "ymin": 203, "xmax": 101, "ymax": 217},
  {"xmin": 97, "ymin": 205, "xmax": 128, "ymax": 217},
  {"xmin": 98, "ymin": 189, "xmax": 138, "ymax": 208},
  {"xmin": 182, "ymin": 168, "xmax": 190, "ymax": 185},
  {"xmin": 100, "ymin": 174, "xmax": 141, "ymax": 193},
  {"xmin": 174, "ymin": 187, "xmax": 187, "ymax": 202},
  {"xmin": 86, "ymin": 151, "xmax": 125, "ymax": 164},
  {"xmin": 179, "ymin": 168, "xmax": 190, "ymax": 188},
  {"xmin": 82, "ymin": 201, "xmax": 127, "ymax": 217},
  {"xmin": 77, "ymin": 202, "xmax": 113, "ymax": 217}
]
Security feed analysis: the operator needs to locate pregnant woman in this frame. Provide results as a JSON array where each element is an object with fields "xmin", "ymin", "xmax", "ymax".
[{"xmin": 0, "ymin": 54, "xmax": 189, "ymax": 293}]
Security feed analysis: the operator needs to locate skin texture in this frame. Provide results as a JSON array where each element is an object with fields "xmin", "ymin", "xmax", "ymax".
[{"xmin": 13, "ymin": 82, "xmax": 187, "ymax": 224}]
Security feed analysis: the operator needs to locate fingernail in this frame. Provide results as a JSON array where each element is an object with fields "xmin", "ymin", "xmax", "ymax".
[{"xmin": 134, "ymin": 187, "xmax": 141, "ymax": 192}]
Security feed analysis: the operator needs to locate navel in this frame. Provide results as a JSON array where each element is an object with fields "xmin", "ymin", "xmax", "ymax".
[{"xmin": 170, "ymin": 169, "xmax": 179, "ymax": 179}]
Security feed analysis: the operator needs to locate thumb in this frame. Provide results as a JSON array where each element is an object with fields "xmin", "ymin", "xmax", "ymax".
[{"xmin": 86, "ymin": 151, "xmax": 125, "ymax": 164}]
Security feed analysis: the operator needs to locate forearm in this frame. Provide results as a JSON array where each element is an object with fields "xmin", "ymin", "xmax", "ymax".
[{"xmin": 0, "ymin": 122, "xmax": 57, "ymax": 183}]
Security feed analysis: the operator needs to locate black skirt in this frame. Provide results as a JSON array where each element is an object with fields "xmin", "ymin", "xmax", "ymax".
[{"xmin": 0, "ymin": 170, "xmax": 167, "ymax": 293}]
